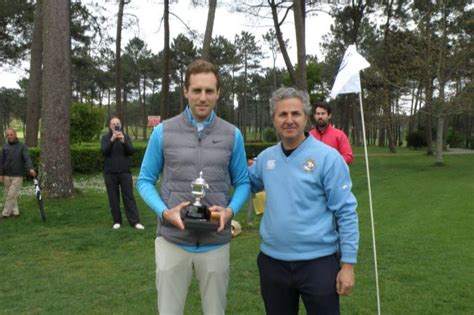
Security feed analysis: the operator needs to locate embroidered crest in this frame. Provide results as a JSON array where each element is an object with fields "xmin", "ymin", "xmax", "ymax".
[
  {"xmin": 266, "ymin": 160, "xmax": 276, "ymax": 170},
  {"xmin": 303, "ymin": 159, "xmax": 316, "ymax": 172}
]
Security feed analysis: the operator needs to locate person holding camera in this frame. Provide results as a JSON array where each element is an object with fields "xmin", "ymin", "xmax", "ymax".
[{"xmin": 100, "ymin": 117, "xmax": 144, "ymax": 230}]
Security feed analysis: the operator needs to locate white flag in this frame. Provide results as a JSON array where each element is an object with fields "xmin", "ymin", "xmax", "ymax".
[{"xmin": 330, "ymin": 45, "xmax": 370, "ymax": 99}]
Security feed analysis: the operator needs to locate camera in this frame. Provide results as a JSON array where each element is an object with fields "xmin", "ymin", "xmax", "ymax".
[{"xmin": 114, "ymin": 126, "xmax": 121, "ymax": 132}]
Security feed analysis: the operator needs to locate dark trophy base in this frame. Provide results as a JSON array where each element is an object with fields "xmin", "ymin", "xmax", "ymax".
[{"xmin": 184, "ymin": 204, "xmax": 218, "ymax": 231}]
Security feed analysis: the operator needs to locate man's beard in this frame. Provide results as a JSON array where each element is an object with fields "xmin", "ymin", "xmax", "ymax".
[{"xmin": 316, "ymin": 120, "xmax": 328, "ymax": 129}]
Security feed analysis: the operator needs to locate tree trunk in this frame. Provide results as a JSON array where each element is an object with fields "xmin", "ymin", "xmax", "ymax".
[
  {"xmin": 408, "ymin": 82, "xmax": 416, "ymax": 134},
  {"xmin": 160, "ymin": 0, "xmax": 170, "ymax": 120},
  {"xmin": 409, "ymin": 83, "xmax": 421, "ymax": 134},
  {"xmin": 25, "ymin": 0, "xmax": 43, "ymax": 147},
  {"xmin": 467, "ymin": 103, "xmax": 473, "ymax": 149},
  {"xmin": 342, "ymin": 99, "xmax": 351, "ymax": 137},
  {"xmin": 115, "ymin": 0, "xmax": 127, "ymax": 120},
  {"xmin": 179, "ymin": 70, "xmax": 185, "ymax": 112},
  {"xmin": 378, "ymin": 119, "xmax": 385, "ymax": 147},
  {"xmin": 434, "ymin": 2, "xmax": 448, "ymax": 165},
  {"xmin": 0, "ymin": 106, "xmax": 4, "ymax": 145},
  {"xmin": 424, "ymin": 79, "xmax": 434, "ymax": 155},
  {"xmin": 293, "ymin": 0, "xmax": 306, "ymax": 92},
  {"xmin": 107, "ymin": 87, "xmax": 111, "ymax": 120},
  {"xmin": 123, "ymin": 88, "xmax": 128, "ymax": 133},
  {"xmin": 422, "ymin": 4, "xmax": 434, "ymax": 156},
  {"xmin": 201, "ymin": 0, "xmax": 216, "ymax": 60},
  {"xmin": 242, "ymin": 57, "xmax": 248, "ymax": 140},
  {"xmin": 435, "ymin": 114, "xmax": 445, "ymax": 165},
  {"xmin": 141, "ymin": 76, "xmax": 147, "ymax": 140},
  {"xmin": 40, "ymin": 0, "xmax": 74, "ymax": 198},
  {"xmin": 268, "ymin": 0, "xmax": 297, "ymax": 85},
  {"xmin": 381, "ymin": 0, "xmax": 396, "ymax": 153},
  {"xmin": 352, "ymin": 100, "xmax": 359, "ymax": 145}
]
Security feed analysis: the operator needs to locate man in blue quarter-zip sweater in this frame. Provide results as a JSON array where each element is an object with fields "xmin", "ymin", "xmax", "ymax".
[
  {"xmin": 137, "ymin": 59, "xmax": 250, "ymax": 315},
  {"xmin": 249, "ymin": 87, "xmax": 359, "ymax": 315}
]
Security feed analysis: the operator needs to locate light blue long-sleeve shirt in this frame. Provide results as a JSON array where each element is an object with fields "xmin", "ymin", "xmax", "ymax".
[
  {"xmin": 138, "ymin": 107, "xmax": 250, "ymax": 253},
  {"xmin": 249, "ymin": 136, "xmax": 359, "ymax": 264}
]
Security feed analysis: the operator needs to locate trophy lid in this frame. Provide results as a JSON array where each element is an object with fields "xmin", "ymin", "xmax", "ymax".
[{"xmin": 193, "ymin": 171, "xmax": 207, "ymax": 186}]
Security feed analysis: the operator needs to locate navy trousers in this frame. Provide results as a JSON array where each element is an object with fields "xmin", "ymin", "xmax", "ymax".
[
  {"xmin": 257, "ymin": 251, "xmax": 340, "ymax": 315},
  {"xmin": 104, "ymin": 172, "xmax": 140, "ymax": 226}
]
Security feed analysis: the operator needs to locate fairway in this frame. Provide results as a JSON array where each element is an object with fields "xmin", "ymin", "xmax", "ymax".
[{"xmin": 0, "ymin": 152, "xmax": 473, "ymax": 314}]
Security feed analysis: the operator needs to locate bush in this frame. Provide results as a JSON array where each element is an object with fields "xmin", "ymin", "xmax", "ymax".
[
  {"xmin": 245, "ymin": 142, "xmax": 274, "ymax": 159},
  {"xmin": 263, "ymin": 128, "xmax": 278, "ymax": 143},
  {"xmin": 28, "ymin": 142, "xmax": 275, "ymax": 174},
  {"xmin": 447, "ymin": 130, "xmax": 465, "ymax": 148},
  {"xmin": 70, "ymin": 102, "xmax": 105, "ymax": 144},
  {"xmin": 30, "ymin": 142, "xmax": 274, "ymax": 174},
  {"xmin": 29, "ymin": 143, "xmax": 147, "ymax": 174},
  {"xmin": 406, "ymin": 130, "xmax": 426, "ymax": 149}
]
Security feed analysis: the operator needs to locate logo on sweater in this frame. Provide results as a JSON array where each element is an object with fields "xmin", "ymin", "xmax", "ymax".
[
  {"xmin": 212, "ymin": 139, "xmax": 223, "ymax": 144},
  {"xmin": 303, "ymin": 159, "xmax": 316, "ymax": 172},
  {"xmin": 266, "ymin": 160, "xmax": 276, "ymax": 170}
]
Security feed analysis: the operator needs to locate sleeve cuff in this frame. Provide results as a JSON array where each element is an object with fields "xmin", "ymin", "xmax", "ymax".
[{"xmin": 340, "ymin": 251, "xmax": 358, "ymax": 264}]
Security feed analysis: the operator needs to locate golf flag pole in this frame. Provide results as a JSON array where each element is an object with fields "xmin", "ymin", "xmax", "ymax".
[
  {"xmin": 330, "ymin": 45, "xmax": 381, "ymax": 315},
  {"xmin": 358, "ymin": 91, "xmax": 381, "ymax": 315}
]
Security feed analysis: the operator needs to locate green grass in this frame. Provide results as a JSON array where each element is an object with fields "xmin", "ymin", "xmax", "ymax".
[{"xmin": 1, "ymin": 153, "xmax": 473, "ymax": 314}]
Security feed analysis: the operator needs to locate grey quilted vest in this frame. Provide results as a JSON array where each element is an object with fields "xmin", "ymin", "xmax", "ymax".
[{"xmin": 158, "ymin": 111, "xmax": 235, "ymax": 246}]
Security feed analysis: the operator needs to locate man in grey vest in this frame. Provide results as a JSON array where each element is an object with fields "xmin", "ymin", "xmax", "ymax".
[{"xmin": 137, "ymin": 59, "xmax": 250, "ymax": 315}]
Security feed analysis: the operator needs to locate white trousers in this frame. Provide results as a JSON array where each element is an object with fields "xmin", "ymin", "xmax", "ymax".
[
  {"xmin": 2, "ymin": 176, "xmax": 23, "ymax": 216},
  {"xmin": 155, "ymin": 237, "xmax": 230, "ymax": 315}
]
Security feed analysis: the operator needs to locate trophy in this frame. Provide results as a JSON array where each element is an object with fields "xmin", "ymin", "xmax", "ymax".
[{"xmin": 184, "ymin": 171, "xmax": 220, "ymax": 231}]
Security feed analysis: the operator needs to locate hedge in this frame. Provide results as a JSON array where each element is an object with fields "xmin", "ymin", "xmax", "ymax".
[{"xmin": 29, "ymin": 142, "xmax": 275, "ymax": 174}]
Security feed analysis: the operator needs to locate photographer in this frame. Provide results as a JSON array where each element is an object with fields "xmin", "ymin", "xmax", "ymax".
[{"xmin": 100, "ymin": 117, "xmax": 144, "ymax": 230}]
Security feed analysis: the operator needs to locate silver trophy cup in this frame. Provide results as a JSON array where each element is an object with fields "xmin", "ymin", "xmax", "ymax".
[{"xmin": 184, "ymin": 171, "xmax": 219, "ymax": 231}]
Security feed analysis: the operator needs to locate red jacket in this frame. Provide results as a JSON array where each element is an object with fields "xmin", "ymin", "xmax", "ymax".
[{"xmin": 309, "ymin": 124, "xmax": 353, "ymax": 165}]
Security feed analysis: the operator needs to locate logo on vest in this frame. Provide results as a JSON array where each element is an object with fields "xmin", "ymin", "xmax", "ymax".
[
  {"xmin": 212, "ymin": 139, "xmax": 223, "ymax": 144},
  {"xmin": 266, "ymin": 160, "xmax": 276, "ymax": 170}
]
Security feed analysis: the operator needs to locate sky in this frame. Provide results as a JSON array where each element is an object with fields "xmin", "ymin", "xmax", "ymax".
[{"xmin": 0, "ymin": 0, "xmax": 334, "ymax": 89}]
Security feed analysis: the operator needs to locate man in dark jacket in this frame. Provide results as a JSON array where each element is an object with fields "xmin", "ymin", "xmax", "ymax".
[
  {"xmin": 0, "ymin": 128, "xmax": 36, "ymax": 218},
  {"xmin": 100, "ymin": 117, "xmax": 144, "ymax": 230}
]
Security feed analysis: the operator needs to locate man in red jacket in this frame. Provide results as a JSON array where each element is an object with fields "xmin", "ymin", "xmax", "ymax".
[{"xmin": 309, "ymin": 102, "xmax": 353, "ymax": 165}]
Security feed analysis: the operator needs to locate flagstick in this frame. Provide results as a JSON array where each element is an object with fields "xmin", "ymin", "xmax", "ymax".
[{"xmin": 358, "ymin": 92, "xmax": 381, "ymax": 315}]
